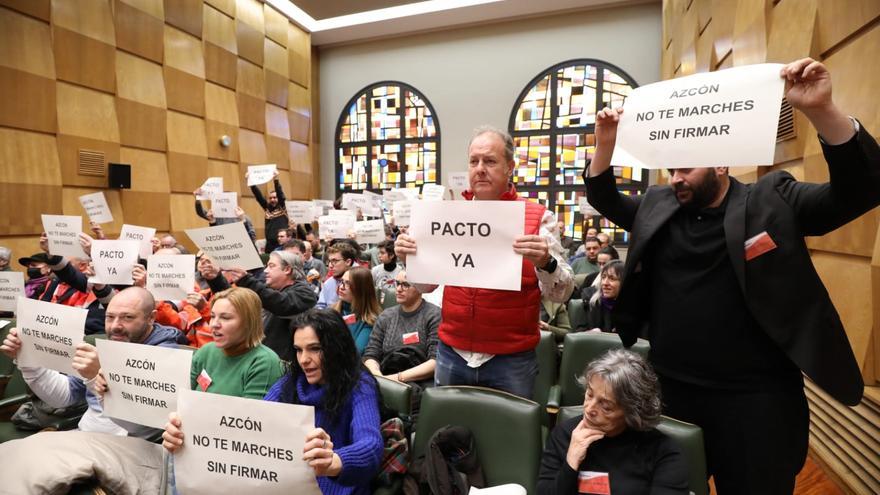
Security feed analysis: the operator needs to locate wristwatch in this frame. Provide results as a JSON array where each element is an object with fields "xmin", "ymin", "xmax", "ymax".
[{"xmin": 539, "ymin": 256, "xmax": 558, "ymax": 274}]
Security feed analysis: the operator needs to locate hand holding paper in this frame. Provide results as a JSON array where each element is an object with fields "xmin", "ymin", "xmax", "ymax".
[
  {"xmin": 513, "ymin": 235, "xmax": 550, "ymax": 268},
  {"xmin": 0, "ymin": 327, "xmax": 22, "ymax": 360},
  {"xmin": 780, "ymin": 58, "xmax": 853, "ymax": 144},
  {"xmin": 71, "ymin": 342, "xmax": 100, "ymax": 380}
]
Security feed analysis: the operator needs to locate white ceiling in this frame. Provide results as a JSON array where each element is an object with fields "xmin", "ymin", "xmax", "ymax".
[{"xmin": 268, "ymin": 0, "xmax": 657, "ymax": 46}]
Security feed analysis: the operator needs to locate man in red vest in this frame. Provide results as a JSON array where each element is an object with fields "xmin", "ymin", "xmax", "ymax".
[{"xmin": 395, "ymin": 126, "xmax": 574, "ymax": 399}]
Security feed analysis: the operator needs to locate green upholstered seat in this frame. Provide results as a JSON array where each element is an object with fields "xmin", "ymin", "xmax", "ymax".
[
  {"xmin": 557, "ymin": 406, "xmax": 708, "ymax": 495},
  {"xmin": 413, "ymin": 386, "xmax": 542, "ymax": 494},
  {"xmin": 533, "ymin": 331, "xmax": 558, "ymax": 424},
  {"xmin": 550, "ymin": 332, "xmax": 649, "ymax": 408},
  {"xmin": 566, "ymin": 299, "xmax": 589, "ymax": 330},
  {"xmin": 376, "ymin": 375, "xmax": 413, "ymax": 417}
]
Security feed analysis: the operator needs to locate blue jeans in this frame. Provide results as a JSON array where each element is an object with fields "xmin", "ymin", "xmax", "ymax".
[{"xmin": 434, "ymin": 341, "xmax": 538, "ymax": 399}]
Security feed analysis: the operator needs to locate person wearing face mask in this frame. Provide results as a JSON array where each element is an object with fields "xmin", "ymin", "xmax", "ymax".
[
  {"xmin": 163, "ymin": 309, "xmax": 383, "ymax": 495},
  {"xmin": 538, "ymin": 349, "xmax": 688, "ymax": 494},
  {"xmin": 19, "ymin": 252, "xmax": 55, "ymax": 300}
]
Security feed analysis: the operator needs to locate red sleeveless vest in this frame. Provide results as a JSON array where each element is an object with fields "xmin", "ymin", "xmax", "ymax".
[{"xmin": 438, "ymin": 185, "xmax": 545, "ymax": 354}]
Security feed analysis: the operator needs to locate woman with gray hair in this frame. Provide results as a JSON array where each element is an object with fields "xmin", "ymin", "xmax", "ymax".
[
  {"xmin": 538, "ymin": 349, "xmax": 689, "ymax": 494},
  {"xmin": 0, "ymin": 246, "xmax": 11, "ymax": 271}
]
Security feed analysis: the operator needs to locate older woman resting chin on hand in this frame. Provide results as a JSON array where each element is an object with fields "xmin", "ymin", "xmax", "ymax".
[{"xmin": 537, "ymin": 350, "xmax": 689, "ymax": 495}]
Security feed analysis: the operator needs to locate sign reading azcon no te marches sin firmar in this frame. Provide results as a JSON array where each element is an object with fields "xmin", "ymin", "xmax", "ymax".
[
  {"xmin": 15, "ymin": 297, "xmax": 87, "ymax": 376},
  {"xmin": 406, "ymin": 200, "xmax": 525, "ymax": 291},
  {"xmin": 174, "ymin": 390, "xmax": 322, "ymax": 495},
  {"xmin": 610, "ymin": 63, "xmax": 785, "ymax": 169},
  {"xmin": 185, "ymin": 222, "xmax": 263, "ymax": 270}
]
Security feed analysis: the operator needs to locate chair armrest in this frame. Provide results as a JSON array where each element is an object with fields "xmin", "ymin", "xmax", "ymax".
[{"xmin": 546, "ymin": 385, "xmax": 561, "ymax": 409}]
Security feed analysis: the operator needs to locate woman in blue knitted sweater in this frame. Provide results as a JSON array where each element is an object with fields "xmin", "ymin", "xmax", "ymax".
[{"xmin": 263, "ymin": 308, "xmax": 384, "ymax": 495}]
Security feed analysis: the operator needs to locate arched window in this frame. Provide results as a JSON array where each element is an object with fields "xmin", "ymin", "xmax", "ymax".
[
  {"xmin": 336, "ymin": 82, "xmax": 440, "ymax": 193},
  {"xmin": 509, "ymin": 60, "xmax": 646, "ymax": 245}
]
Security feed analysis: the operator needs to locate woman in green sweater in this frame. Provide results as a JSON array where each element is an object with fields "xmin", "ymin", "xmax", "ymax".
[
  {"xmin": 332, "ymin": 266, "xmax": 381, "ymax": 355},
  {"xmin": 189, "ymin": 287, "xmax": 284, "ymax": 398}
]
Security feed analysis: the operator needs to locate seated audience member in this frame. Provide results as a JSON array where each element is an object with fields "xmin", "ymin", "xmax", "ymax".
[
  {"xmin": 540, "ymin": 293, "xmax": 572, "ymax": 343},
  {"xmin": 19, "ymin": 252, "xmax": 54, "ymax": 299},
  {"xmin": 577, "ymin": 245, "xmax": 620, "ymax": 302},
  {"xmin": 163, "ymin": 309, "xmax": 383, "ymax": 495},
  {"xmin": 580, "ymin": 260, "xmax": 624, "ymax": 333},
  {"xmin": 538, "ymin": 349, "xmax": 688, "ymax": 494},
  {"xmin": 307, "ymin": 231, "xmax": 326, "ymax": 261},
  {"xmin": 302, "ymin": 238, "xmax": 327, "ymax": 279},
  {"xmin": 570, "ymin": 236, "xmax": 601, "ymax": 275},
  {"xmin": 276, "ymin": 228, "xmax": 293, "ymax": 250},
  {"xmin": 333, "ymin": 266, "xmax": 381, "ymax": 355},
  {"xmin": 363, "ymin": 271, "xmax": 440, "ymax": 386},
  {"xmin": 159, "ymin": 235, "xmax": 177, "ymax": 250},
  {"xmin": 0, "ymin": 246, "xmax": 10, "ymax": 271},
  {"xmin": 0, "ymin": 287, "xmax": 182, "ymax": 436},
  {"xmin": 596, "ymin": 232, "xmax": 611, "ymax": 249},
  {"xmin": 203, "ymin": 251, "xmax": 317, "ymax": 362},
  {"xmin": 318, "ymin": 242, "xmax": 358, "ymax": 309},
  {"xmin": 370, "ymin": 240, "xmax": 402, "ymax": 292},
  {"xmin": 284, "ymin": 239, "xmax": 324, "ymax": 294}
]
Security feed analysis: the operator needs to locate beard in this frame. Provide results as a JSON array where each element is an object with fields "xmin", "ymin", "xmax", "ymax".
[{"xmin": 673, "ymin": 169, "xmax": 722, "ymax": 209}]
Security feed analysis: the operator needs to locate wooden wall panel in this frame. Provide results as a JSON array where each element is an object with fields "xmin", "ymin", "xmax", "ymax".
[
  {"xmin": 169, "ymin": 192, "xmax": 207, "ymax": 233},
  {"xmin": 62, "ymin": 187, "xmax": 125, "ymax": 234},
  {"xmin": 266, "ymin": 135, "xmax": 289, "ymax": 170},
  {"xmin": 0, "ymin": 184, "xmax": 63, "ymax": 235},
  {"xmin": 710, "ymin": 0, "xmax": 736, "ymax": 66},
  {"xmin": 116, "ymin": 97, "xmax": 167, "ymax": 151},
  {"xmin": 205, "ymin": 0, "xmax": 234, "ymax": 18},
  {"xmin": 114, "ymin": 0, "xmax": 164, "ymax": 63},
  {"xmin": 116, "ymin": 51, "xmax": 166, "ymax": 107},
  {"xmin": 0, "ymin": 0, "xmax": 50, "ymax": 21},
  {"xmin": 118, "ymin": 0, "xmax": 163, "ymax": 20},
  {"xmin": 288, "ymin": 24, "xmax": 310, "ymax": 88},
  {"xmin": 289, "ymin": 141, "xmax": 309, "ymax": 175},
  {"xmin": 204, "ymin": 42, "xmax": 238, "ymax": 90},
  {"xmin": 57, "ymin": 135, "xmax": 120, "ymax": 187},
  {"xmin": 205, "ymin": 82, "xmax": 239, "ymax": 125},
  {"xmin": 237, "ymin": 93, "xmax": 266, "ymax": 132},
  {"xmin": 236, "ymin": 58, "xmax": 265, "ymax": 98},
  {"xmin": 164, "ymin": 25, "xmax": 205, "ymax": 78},
  {"xmin": 56, "ymin": 82, "xmax": 120, "ymax": 142},
  {"xmin": 0, "ymin": 236, "xmax": 52, "ymax": 270},
  {"xmin": 120, "ymin": 146, "xmax": 170, "ymax": 193},
  {"xmin": 52, "ymin": 0, "xmax": 115, "ymax": 45},
  {"xmin": 203, "ymin": 3, "xmax": 236, "ymax": 53},
  {"xmin": 731, "ymin": 0, "xmax": 769, "ymax": 66},
  {"xmin": 236, "ymin": 20, "xmax": 264, "ymax": 66},
  {"xmin": 288, "ymin": 82, "xmax": 310, "ymax": 115},
  {"xmin": 164, "ymin": 66, "xmax": 206, "ymax": 117},
  {"xmin": 0, "ymin": 128, "xmax": 62, "ymax": 185},
  {"xmin": 121, "ymin": 190, "xmax": 170, "ymax": 230},
  {"xmin": 815, "ymin": 0, "xmax": 880, "ymax": 55},
  {"xmin": 265, "ymin": 103, "xmax": 290, "ymax": 140},
  {"xmin": 264, "ymin": 4, "xmax": 287, "ymax": 47},
  {"xmin": 54, "ymin": 27, "xmax": 116, "ymax": 93},
  {"xmin": 264, "ymin": 38, "xmax": 288, "ymax": 78},
  {"xmin": 0, "ymin": 7, "xmax": 55, "ymax": 78},
  {"xmin": 0, "ymin": 66, "xmax": 57, "ymax": 134},
  {"xmin": 207, "ymin": 160, "xmax": 243, "ymax": 195},
  {"xmin": 235, "ymin": 0, "xmax": 263, "ymax": 31},
  {"xmin": 167, "ymin": 152, "xmax": 207, "ymax": 193},
  {"xmin": 205, "ymin": 120, "xmax": 240, "ymax": 162},
  {"xmin": 288, "ymin": 109, "xmax": 310, "ymax": 144},
  {"xmin": 238, "ymin": 128, "xmax": 267, "ymax": 164},
  {"xmin": 265, "ymin": 69, "xmax": 289, "ymax": 108},
  {"xmin": 163, "ymin": 0, "xmax": 202, "ymax": 38},
  {"xmin": 167, "ymin": 111, "xmax": 207, "ymax": 156},
  {"xmin": 767, "ymin": 0, "xmax": 818, "ymax": 63}
]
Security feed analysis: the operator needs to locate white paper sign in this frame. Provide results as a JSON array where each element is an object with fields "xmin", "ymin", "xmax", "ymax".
[
  {"xmin": 318, "ymin": 215, "xmax": 356, "ymax": 239},
  {"xmin": 421, "ymin": 184, "xmax": 446, "ymax": 201},
  {"xmin": 120, "ymin": 224, "xmax": 157, "ymax": 259},
  {"xmin": 15, "ymin": 297, "xmax": 86, "ymax": 375},
  {"xmin": 343, "ymin": 193, "xmax": 381, "ymax": 218},
  {"xmin": 448, "ymin": 172, "xmax": 469, "ymax": 191},
  {"xmin": 578, "ymin": 197, "xmax": 599, "ymax": 216},
  {"xmin": 174, "ymin": 389, "xmax": 322, "ymax": 495},
  {"xmin": 407, "ymin": 201, "xmax": 525, "ymax": 291},
  {"xmin": 196, "ymin": 177, "xmax": 224, "ymax": 200},
  {"xmin": 355, "ymin": 220, "xmax": 385, "ymax": 244},
  {"xmin": 611, "ymin": 63, "xmax": 785, "ymax": 169},
  {"xmin": 0, "ymin": 320, "xmax": 9, "ymax": 329},
  {"xmin": 311, "ymin": 206, "xmax": 324, "ymax": 223},
  {"xmin": 393, "ymin": 200, "xmax": 413, "ymax": 226},
  {"xmin": 42, "ymin": 214, "xmax": 85, "ymax": 258},
  {"xmin": 91, "ymin": 240, "xmax": 140, "ymax": 285},
  {"xmin": 247, "ymin": 164, "xmax": 277, "ymax": 186},
  {"xmin": 311, "ymin": 200, "xmax": 334, "ymax": 216},
  {"xmin": 212, "ymin": 192, "xmax": 238, "ymax": 219},
  {"xmin": 147, "ymin": 254, "xmax": 196, "ymax": 301},
  {"xmin": 79, "ymin": 191, "xmax": 114, "ymax": 224},
  {"xmin": 185, "ymin": 222, "xmax": 263, "ymax": 270},
  {"xmin": 328, "ymin": 209, "xmax": 357, "ymax": 218},
  {"xmin": 0, "ymin": 271, "xmax": 25, "ymax": 313},
  {"xmin": 286, "ymin": 201, "xmax": 315, "ymax": 224},
  {"xmin": 97, "ymin": 339, "xmax": 193, "ymax": 429}
]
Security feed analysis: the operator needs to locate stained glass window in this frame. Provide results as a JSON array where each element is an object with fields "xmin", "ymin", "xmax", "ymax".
[
  {"xmin": 337, "ymin": 82, "xmax": 439, "ymax": 193},
  {"xmin": 509, "ymin": 60, "xmax": 646, "ymax": 246}
]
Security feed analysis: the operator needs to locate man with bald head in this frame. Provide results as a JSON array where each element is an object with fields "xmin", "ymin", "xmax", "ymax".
[{"xmin": 0, "ymin": 287, "xmax": 183, "ymax": 436}]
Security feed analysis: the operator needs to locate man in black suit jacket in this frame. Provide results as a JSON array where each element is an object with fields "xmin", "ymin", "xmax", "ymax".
[{"xmin": 585, "ymin": 58, "xmax": 880, "ymax": 494}]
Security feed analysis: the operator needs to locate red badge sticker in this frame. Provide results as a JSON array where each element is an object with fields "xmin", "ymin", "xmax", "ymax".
[
  {"xmin": 745, "ymin": 231, "xmax": 778, "ymax": 261},
  {"xmin": 343, "ymin": 313, "xmax": 357, "ymax": 325},
  {"xmin": 578, "ymin": 471, "xmax": 610, "ymax": 495},
  {"xmin": 402, "ymin": 332, "xmax": 420, "ymax": 345},
  {"xmin": 196, "ymin": 369, "xmax": 212, "ymax": 391}
]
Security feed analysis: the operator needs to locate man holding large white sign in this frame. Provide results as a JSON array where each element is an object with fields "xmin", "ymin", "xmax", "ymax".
[
  {"xmin": 41, "ymin": 214, "xmax": 86, "ymax": 258},
  {"xmin": 585, "ymin": 59, "xmax": 880, "ymax": 494},
  {"xmin": 395, "ymin": 125, "xmax": 574, "ymax": 399},
  {"xmin": 610, "ymin": 63, "xmax": 785, "ymax": 169},
  {"xmin": 0, "ymin": 287, "xmax": 185, "ymax": 436}
]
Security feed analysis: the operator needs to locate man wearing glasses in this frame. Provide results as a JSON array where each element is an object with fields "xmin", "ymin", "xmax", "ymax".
[{"xmin": 316, "ymin": 242, "xmax": 358, "ymax": 309}]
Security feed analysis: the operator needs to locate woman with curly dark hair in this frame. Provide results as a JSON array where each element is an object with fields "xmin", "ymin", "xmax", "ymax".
[{"xmin": 264, "ymin": 308, "xmax": 383, "ymax": 495}]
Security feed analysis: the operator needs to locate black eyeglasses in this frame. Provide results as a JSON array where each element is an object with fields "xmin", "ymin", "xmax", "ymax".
[{"xmin": 393, "ymin": 281, "xmax": 412, "ymax": 290}]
